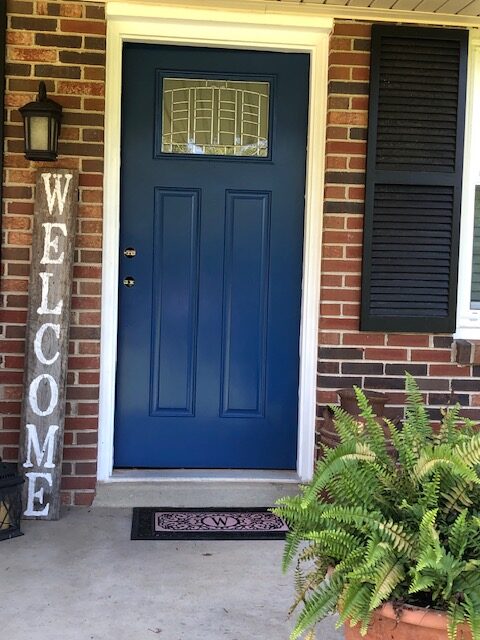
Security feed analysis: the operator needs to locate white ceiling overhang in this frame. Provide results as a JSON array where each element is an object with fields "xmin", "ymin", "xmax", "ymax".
[{"xmin": 94, "ymin": 0, "xmax": 480, "ymax": 27}]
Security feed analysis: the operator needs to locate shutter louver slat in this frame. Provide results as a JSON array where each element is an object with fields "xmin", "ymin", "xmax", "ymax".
[
  {"xmin": 361, "ymin": 25, "xmax": 467, "ymax": 333},
  {"xmin": 375, "ymin": 34, "xmax": 462, "ymax": 172}
]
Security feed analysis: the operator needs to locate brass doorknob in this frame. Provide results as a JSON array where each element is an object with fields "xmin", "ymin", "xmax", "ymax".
[{"xmin": 123, "ymin": 276, "xmax": 135, "ymax": 287}]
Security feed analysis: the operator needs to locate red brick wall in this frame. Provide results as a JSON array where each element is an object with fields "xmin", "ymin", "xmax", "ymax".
[
  {"xmin": 1, "ymin": 0, "xmax": 105, "ymax": 506},
  {"xmin": 318, "ymin": 21, "xmax": 479, "ymax": 444},
  {"xmin": 0, "ymin": 8, "xmax": 477, "ymax": 506}
]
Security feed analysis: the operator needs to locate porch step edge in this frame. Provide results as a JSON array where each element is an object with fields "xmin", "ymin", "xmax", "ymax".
[{"xmin": 93, "ymin": 480, "xmax": 300, "ymax": 508}]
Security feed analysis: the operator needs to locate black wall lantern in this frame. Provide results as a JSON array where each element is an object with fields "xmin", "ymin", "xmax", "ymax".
[
  {"xmin": 19, "ymin": 81, "xmax": 62, "ymax": 161},
  {"xmin": 0, "ymin": 458, "xmax": 24, "ymax": 541}
]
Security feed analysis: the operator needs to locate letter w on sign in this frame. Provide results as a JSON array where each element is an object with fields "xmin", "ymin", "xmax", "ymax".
[
  {"xmin": 42, "ymin": 173, "xmax": 73, "ymax": 216},
  {"xmin": 19, "ymin": 170, "xmax": 79, "ymax": 520}
]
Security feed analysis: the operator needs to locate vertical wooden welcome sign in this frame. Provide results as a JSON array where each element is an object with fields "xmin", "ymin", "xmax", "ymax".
[{"xmin": 18, "ymin": 170, "xmax": 79, "ymax": 520}]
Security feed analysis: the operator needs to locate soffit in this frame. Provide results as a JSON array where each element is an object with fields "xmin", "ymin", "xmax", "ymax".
[
  {"xmin": 299, "ymin": 0, "xmax": 480, "ymax": 19},
  {"xmin": 99, "ymin": 0, "xmax": 480, "ymax": 26}
]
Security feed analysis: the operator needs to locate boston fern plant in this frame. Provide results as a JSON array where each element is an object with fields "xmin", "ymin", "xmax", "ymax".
[{"xmin": 274, "ymin": 375, "xmax": 480, "ymax": 640}]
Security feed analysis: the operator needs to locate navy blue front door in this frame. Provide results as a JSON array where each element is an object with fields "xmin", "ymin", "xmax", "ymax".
[{"xmin": 114, "ymin": 44, "xmax": 309, "ymax": 469}]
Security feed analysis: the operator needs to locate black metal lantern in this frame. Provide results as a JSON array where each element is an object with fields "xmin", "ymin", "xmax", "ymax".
[
  {"xmin": 0, "ymin": 458, "xmax": 24, "ymax": 541},
  {"xmin": 19, "ymin": 81, "xmax": 62, "ymax": 161}
]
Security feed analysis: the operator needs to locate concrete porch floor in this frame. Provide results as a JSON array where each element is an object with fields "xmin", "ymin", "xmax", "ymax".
[{"xmin": 2, "ymin": 507, "xmax": 342, "ymax": 640}]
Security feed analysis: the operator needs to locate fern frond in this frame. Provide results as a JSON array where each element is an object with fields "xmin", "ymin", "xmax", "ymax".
[
  {"xmin": 294, "ymin": 564, "xmax": 308, "ymax": 594},
  {"xmin": 417, "ymin": 509, "xmax": 441, "ymax": 558},
  {"xmin": 385, "ymin": 416, "xmax": 402, "ymax": 449},
  {"xmin": 438, "ymin": 405, "xmax": 462, "ymax": 445},
  {"xmin": 303, "ymin": 529, "xmax": 362, "ymax": 560},
  {"xmin": 322, "ymin": 506, "xmax": 414, "ymax": 555},
  {"xmin": 337, "ymin": 583, "xmax": 372, "ymax": 629},
  {"xmin": 454, "ymin": 432, "xmax": 480, "ymax": 468},
  {"xmin": 329, "ymin": 404, "xmax": 363, "ymax": 444},
  {"xmin": 297, "ymin": 543, "xmax": 322, "ymax": 564},
  {"xmin": 301, "ymin": 443, "xmax": 377, "ymax": 507},
  {"xmin": 447, "ymin": 601, "xmax": 465, "ymax": 640},
  {"xmin": 394, "ymin": 421, "xmax": 421, "ymax": 475},
  {"xmin": 441, "ymin": 477, "xmax": 474, "ymax": 514},
  {"xmin": 328, "ymin": 464, "xmax": 386, "ymax": 509},
  {"xmin": 463, "ymin": 559, "xmax": 480, "ymax": 572},
  {"xmin": 368, "ymin": 556, "xmax": 406, "ymax": 610},
  {"xmin": 290, "ymin": 576, "xmax": 342, "ymax": 640},
  {"xmin": 273, "ymin": 495, "xmax": 326, "ymax": 532},
  {"xmin": 392, "ymin": 374, "xmax": 431, "ymax": 473},
  {"xmin": 408, "ymin": 572, "xmax": 436, "ymax": 594},
  {"xmin": 449, "ymin": 510, "xmax": 469, "ymax": 559},
  {"xmin": 281, "ymin": 530, "xmax": 304, "ymax": 572},
  {"xmin": 353, "ymin": 386, "xmax": 390, "ymax": 464},
  {"xmin": 437, "ymin": 553, "xmax": 465, "ymax": 601},
  {"xmin": 413, "ymin": 447, "xmax": 480, "ymax": 486},
  {"xmin": 347, "ymin": 542, "xmax": 391, "ymax": 583},
  {"xmin": 332, "ymin": 548, "xmax": 365, "ymax": 576},
  {"xmin": 404, "ymin": 373, "xmax": 431, "ymax": 440},
  {"xmin": 462, "ymin": 594, "xmax": 480, "ymax": 640},
  {"xmin": 414, "ymin": 547, "xmax": 451, "ymax": 586},
  {"xmin": 289, "ymin": 562, "xmax": 331, "ymax": 617}
]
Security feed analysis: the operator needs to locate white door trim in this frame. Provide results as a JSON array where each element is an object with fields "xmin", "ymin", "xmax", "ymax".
[{"xmin": 97, "ymin": 1, "xmax": 333, "ymax": 482}]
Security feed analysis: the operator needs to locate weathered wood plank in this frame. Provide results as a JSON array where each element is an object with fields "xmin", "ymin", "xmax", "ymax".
[{"xmin": 18, "ymin": 169, "xmax": 79, "ymax": 520}]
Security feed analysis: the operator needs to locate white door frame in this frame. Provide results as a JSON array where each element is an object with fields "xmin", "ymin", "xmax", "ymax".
[{"xmin": 97, "ymin": 1, "xmax": 333, "ymax": 482}]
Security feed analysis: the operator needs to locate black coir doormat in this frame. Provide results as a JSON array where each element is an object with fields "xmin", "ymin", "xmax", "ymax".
[{"xmin": 131, "ymin": 507, "xmax": 289, "ymax": 540}]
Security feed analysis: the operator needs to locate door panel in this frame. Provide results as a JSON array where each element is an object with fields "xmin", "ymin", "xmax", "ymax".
[
  {"xmin": 221, "ymin": 190, "xmax": 270, "ymax": 417},
  {"xmin": 115, "ymin": 45, "xmax": 309, "ymax": 469},
  {"xmin": 151, "ymin": 188, "xmax": 200, "ymax": 417}
]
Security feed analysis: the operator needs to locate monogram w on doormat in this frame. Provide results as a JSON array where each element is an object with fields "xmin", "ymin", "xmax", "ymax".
[{"xmin": 131, "ymin": 507, "xmax": 289, "ymax": 540}]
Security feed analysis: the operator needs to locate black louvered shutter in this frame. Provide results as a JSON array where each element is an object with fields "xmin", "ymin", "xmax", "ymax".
[{"xmin": 361, "ymin": 25, "xmax": 468, "ymax": 333}]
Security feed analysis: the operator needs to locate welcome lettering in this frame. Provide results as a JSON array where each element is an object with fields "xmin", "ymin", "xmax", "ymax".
[{"xmin": 19, "ymin": 170, "xmax": 79, "ymax": 520}]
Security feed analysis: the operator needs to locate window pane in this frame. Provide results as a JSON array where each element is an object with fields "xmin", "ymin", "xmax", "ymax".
[
  {"xmin": 471, "ymin": 186, "xmax": 480, "ymax": 309},
  {"xmin": 161, "ymin": 78, "xmax": 270, "ymax": 157}
]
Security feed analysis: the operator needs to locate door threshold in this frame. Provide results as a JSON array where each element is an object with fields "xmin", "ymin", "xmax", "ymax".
[
  {"xmin": 94, "ymin": 470, "xmax": 301, "ymax": 507},
  {"xmin": 108, "ymin": 469, "xmax": 300, "ymax": 483}
]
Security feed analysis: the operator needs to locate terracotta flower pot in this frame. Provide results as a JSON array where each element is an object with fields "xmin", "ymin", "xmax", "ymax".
[
  {"xmin": 336, "ymin": 388, "xmax": 389, "ymax": 418},
  {"xmin": 344, "ymin": 602, "xmax": 472, "ymax": 640}
]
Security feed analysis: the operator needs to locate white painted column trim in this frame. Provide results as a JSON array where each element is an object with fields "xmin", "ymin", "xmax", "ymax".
[
  {"xmin": 297, "ymin": 32, "xmax": 330, "ymax": 481},
  {"xmin": 455, "ymin": 33, "xmax": 480, "ymax": 339},
  {"xmin": 98, "ymin": 1, "xmax": 333, "ymax": 482}
]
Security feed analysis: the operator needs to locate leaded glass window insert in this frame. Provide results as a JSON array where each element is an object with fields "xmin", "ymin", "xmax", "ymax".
[
  {"xmin": 161, "ymin": 78, "xmax": 270, "ymax": 157},
  {"xmin": 471, "ymin": 186, "xmax": 480, "ymax": 310}
]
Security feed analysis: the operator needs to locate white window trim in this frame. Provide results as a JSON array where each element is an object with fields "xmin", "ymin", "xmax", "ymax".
[
  {"xmin": 97, "ymin": 1, "xmax": 333, "ymax": 482},
  {"xmin": 456, "ymin": 33, "xmax": 480, "ymax": 339}
]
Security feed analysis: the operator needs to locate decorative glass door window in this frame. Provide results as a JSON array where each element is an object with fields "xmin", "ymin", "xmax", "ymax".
[{"xmin": 161, "ymin": 78, "xmax": 270, "ymax": 157}]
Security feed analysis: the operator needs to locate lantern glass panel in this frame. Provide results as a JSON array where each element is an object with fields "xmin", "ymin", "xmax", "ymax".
[
  {"xmin": 0, "ymin": 499, "xmax": 11, "ymax": 530},
  {"xmin": 0, "ymin": 487, "xmax": 23, "ymax": 540},
  {"xmin": 30, "ymin": 115, "xmax": 49, "ymax": 151},
  {"xmin": 50, "ymin": 119, "xmax": 59, "ymax": 153},
  {"xmin": 0, "ymin": 460, "xmax": 24, "ymax": 541}
]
